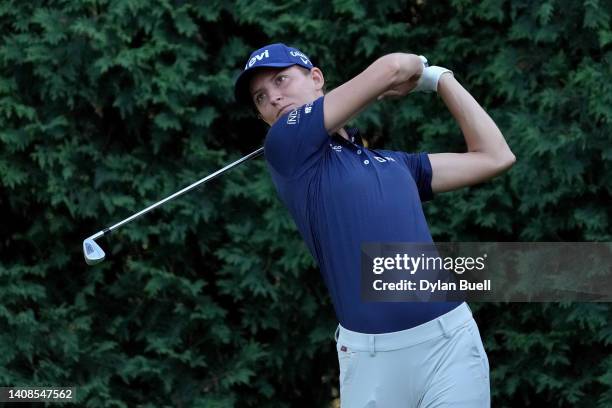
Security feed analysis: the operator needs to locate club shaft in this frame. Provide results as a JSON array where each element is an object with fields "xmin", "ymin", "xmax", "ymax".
[{"xmin": 93, "ymin": 147, "xmax": 264, "ymax": 239}]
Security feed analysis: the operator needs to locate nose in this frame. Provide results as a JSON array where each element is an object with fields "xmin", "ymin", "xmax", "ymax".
[{"xmin": 268, "ymin": 89, "xmax": 283, "ymax": 105}]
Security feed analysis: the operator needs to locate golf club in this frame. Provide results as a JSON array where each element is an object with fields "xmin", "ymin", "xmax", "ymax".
[{"xmin": 82, "ymin": 147, "xmax": 264, "ymax": 265}]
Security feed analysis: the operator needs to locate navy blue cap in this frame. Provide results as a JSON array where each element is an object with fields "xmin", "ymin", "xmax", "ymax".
[{"xmin": 234, "ymin": 43, "xmax": 314, "ymax": 105}]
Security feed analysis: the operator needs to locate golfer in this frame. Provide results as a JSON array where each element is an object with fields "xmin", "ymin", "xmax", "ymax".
[{"xmin": 235, "ymin": 43, "xmax": 515, "ymax": 407}]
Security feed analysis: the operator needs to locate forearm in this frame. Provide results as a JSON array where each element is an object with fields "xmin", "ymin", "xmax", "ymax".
[
  {"xmin": 437, "ymin": 74, "xmax": 515, "ymax": 163},
  {"xmin": 324, "ymin": 53, "xmax": 422, "ymax": 134}
]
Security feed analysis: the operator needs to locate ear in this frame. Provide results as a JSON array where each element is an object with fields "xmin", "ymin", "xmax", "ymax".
[{"xmin": 310, "ymin": 67, "xmax": 325, "ymax": 92}]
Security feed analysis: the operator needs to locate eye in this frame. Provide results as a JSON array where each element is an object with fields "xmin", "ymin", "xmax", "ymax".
[
  {"xmin": 254, "ymin": 93, "xmax": 266, "ymax": 105},
  {"xmin": 275, "ymin": 75, "xmax": 288, "ymax": 85}
]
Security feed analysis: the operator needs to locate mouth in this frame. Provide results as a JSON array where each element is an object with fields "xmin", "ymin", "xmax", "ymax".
[{"xmin": 276, "ymin": 105, "xmax": 294, "ymax": 118}]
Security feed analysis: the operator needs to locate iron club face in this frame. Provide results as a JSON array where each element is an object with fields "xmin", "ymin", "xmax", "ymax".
[{"xmin": 83, "ymin": 238, "xmax": 105, "ymax": 265}]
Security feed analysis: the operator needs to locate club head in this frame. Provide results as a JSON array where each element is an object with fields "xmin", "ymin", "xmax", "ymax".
[{"xmin": 83, "ymin": 238, "xmax": 105, "ymax": 265}]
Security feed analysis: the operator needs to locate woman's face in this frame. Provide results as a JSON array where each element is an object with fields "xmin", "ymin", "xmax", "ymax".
[{"xmin": 249, "ymin": 65, "xmax": 325, "ymax": 126}]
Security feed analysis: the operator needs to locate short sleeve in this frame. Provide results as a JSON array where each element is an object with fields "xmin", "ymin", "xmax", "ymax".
[
  {"xmin": 264, "ymin": 96, "xmax": 329, "ymax": 178},
  {"xmin": 381, "ymin": 151, "xmax": 434, "ymax": 202}
]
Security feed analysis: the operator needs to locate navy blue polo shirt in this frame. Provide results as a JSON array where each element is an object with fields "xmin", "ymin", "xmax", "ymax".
[{"xmin": 264, "ymin": 96, "xmax": 459, "ymax": 333}]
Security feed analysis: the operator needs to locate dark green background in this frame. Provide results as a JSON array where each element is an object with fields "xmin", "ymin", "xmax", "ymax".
[{"xmin": 1, "ymin": 0, "xmax": 611, "ymax": 406}]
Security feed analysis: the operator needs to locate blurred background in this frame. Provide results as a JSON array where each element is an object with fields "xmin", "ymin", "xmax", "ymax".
[{"xmin": 0, "ymin": 0, "xmax": 610, "ymax": 406}]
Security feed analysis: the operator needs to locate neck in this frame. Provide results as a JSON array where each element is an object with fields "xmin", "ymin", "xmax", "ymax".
[{"xmin": 337, "ymin": 128, "xmax": 350, "ymax": 141}]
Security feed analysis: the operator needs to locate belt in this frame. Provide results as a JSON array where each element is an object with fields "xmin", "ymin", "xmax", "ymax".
[{"xmin": 335, "ymin": 302, "xmax": 473, "ymax": 354}]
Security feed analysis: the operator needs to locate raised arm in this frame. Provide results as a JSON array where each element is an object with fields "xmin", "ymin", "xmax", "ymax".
[
  {"xmin": 429, "ymin": 74, "xmax": 516, "ymax": 193},
  {"xmin": 323, "ymin": 53, "xmax": 424, "ymax": 135}
]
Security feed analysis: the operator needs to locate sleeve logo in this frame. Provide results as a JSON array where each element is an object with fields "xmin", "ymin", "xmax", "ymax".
[{"xmin": 287, "ymin": 109, "xmax": 299, "ymax": 125}]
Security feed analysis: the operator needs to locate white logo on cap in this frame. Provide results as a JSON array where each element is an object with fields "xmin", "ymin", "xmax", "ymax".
[
  {"xmin": 246, "ymin": 50, "xmax": 270, "ymax": 69},
  {"xmin": 289, "ymin": 50, "xmax": 311, "ymax": 66}
]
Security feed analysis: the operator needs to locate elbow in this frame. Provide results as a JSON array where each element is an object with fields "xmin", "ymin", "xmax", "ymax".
[{"xmin": 496, "ymin": 150, "xmax": 516, "ymax": 173}]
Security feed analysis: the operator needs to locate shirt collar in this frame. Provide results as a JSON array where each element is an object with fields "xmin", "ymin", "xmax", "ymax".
[{"xmin": 332, "ymin": 127, "xmax": 362, "ymax": 146}]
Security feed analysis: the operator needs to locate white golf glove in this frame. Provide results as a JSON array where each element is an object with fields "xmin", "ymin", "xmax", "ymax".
[{"xmin": 412, "ymin": 55, "xmax": 453, "ymax": 93}]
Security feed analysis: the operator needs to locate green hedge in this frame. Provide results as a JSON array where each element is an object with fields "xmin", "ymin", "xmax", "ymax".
[{"xmin": 1, "ymin": 0, "xmax": 610, "ymax": 406}]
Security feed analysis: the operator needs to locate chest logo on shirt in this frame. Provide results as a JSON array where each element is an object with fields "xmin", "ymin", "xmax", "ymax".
[
  {"xmin": 375, "ymin": 156, "xmax": 396, "ymax": 162},
  {"xmin": 304, "ymin": 103, "xmax": 313, "ymax": 114},
  {"xmin": 330, "ymin": 143, "xmax": 342, "ymax": 152}
]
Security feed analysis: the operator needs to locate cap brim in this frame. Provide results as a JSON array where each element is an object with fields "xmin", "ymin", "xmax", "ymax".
[{"xmin": 234, "ymin": 63, "xmax": 300, "ymax": 105}]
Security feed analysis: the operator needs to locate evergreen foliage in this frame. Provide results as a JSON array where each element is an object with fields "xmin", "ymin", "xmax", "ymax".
[{"xmin": 0, "ymin": 0, "xmax": 610, "ymax": 406}]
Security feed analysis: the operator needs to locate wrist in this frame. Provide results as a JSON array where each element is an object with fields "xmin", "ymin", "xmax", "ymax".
[
  {"xmin": 413, "ymin": 65, "xmax": 453, "ymax": 93},
  {"xmin": 437, "ymin": 71, "xmax": 454, "ymax": 88}
]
